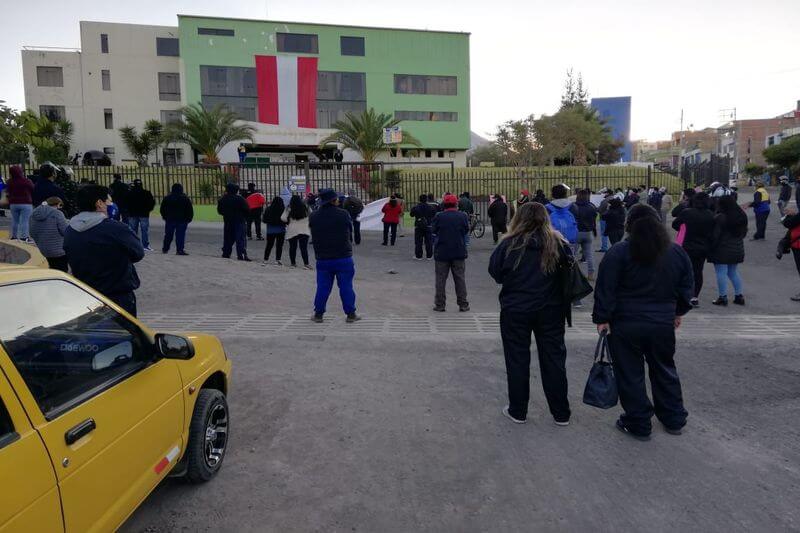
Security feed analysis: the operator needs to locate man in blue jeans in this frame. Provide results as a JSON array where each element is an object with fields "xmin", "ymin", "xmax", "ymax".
[{"xmin": 309, "ymin": 188, "xmax": 361, "ymax": 323}]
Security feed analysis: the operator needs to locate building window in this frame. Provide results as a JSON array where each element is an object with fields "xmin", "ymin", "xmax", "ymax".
[
  {"xmin": 156, "ymin": 37, "xmax": 180, "ymax": 57},
  {"xmin": 395, "ymin": 111, "xmax": 458, "ymax": 122},
  {"xmin": 200, "ymin": 66, "xmax": 257, "ymax": 121},
  {"xmin": 36, "ymin": 66, "xmax": 63, "ymax": 87},
  {"xmin": 101, "ymin": 69, "xmax": 111, "ymax": 91},
  {"xmin": 340, "ymin": 36, "xmax": 365, "ymax": 56},
  {"xmin": 316, "ymin": 71, "xmax": 367, "ymax": 129},
  {"xmin": 160, "ymin": 110, "xmax": 182, "ymax": 125},
  {"xmin": 394, "ymin": 74, "xmax": 457, "ymax": 95},
  {"xmin": 39, "ymin": 105, "xmax": 65, "ymax": 121},
  {"xmin": 100, "ymin": 33, "xmax": 109, "ymax": 53},
  {"xmin": 158, "ymin": 72, "xmax": 181, "ymax": 101},
  {"xmin": 103, "ymin": 147, "xmax": 115, "ymax": 155},
  {"xmin": 438, "ymin": 150, "xmax": 445, "ymax": 158},
  {"xmin": 163, "ymin": 148, "xmax": 184, "ymax": 165},
  {"xmin": 104, "ymin": 109, "xmax": 113, "ymax": 130},
  {"xmin": 448, "ymin": 150, "xmax": 456, "ymax": 158},
  {"xmin": 198, "ymin": 28, "xmax": 234, "ymax": 36},
  {"xmin": 425, "ymin": 149, "xmax": 432, "ymax": 158},
  {"xmin": 389, "ymin": 148, "xmax": 398, "ymax": 157},
  {"xmin": 401, "ymin": 149, "xmax": 420, "ymax": 158},
  {"xmin": 277, "ymin": 33, "xmax": 318, "ymax": 54}
]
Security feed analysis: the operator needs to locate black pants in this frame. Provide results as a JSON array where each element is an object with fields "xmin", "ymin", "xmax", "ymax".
[
  {"xmin": 434, "ymin": 260, "xmax": 468, "ymax": 309},
  {"xmin": 247, "ymin": 207, "xmax": 263, "ymax": 239},
  {"xmin": 608, "ymin": 321, "xmax": 687, "ymax": 435},
  {"xmin": 352, "ymin": 220, "xmax": 361, "ymax": 245},
  {"xmin": 414, "ymin": 225, "xmax": 433, "ymax": 258},
  {"xmin": 289, "ymin": 235, "xmax": 310, "ymax": 266},
  {"xmin": 687, "ymin": 252, "xmax": 706, "ymax": 298},
  {"xmin": 492, "ymin": 222, "xmax": 507, "ymax": 244},
  {"xmin": 607, "ymin": 229, "xmax": 624, "ymax": 245},
  {"xmin": 793, "ymin": 248, "xmax": 800, "ymax": 278},
  {"xmin": 383, "ymin": 222, "xmax": 398, "ymax": 245},
  {"xmin": 264, "ymin": 233, "xmax": 285, "ymax": 261},
  {"xmin": 47, "ymin": 255, "xmax": 69, "ymax": 272},
  {"xmin": 500, "ymin": 307, "xmax": 570, "ymax": 422},
  {"xmin": 222, "ymin": 221, "xmax": 247, "ymax": 259},
  {"xmin": 754, "ymin": 211, "xmax": 769, "ymax": 239},
  {"xmin": 108, "ymin": 291, "xmax": 137, "ymax": 317}
]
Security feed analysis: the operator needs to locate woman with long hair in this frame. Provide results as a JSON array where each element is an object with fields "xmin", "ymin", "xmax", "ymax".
[
  {"xmin": 708, "ymin": 195, "xmax": 748, "ymax": 306},
  {"xmin": 672, "ymin": 192, "xmax": 715, "ymax": 307},
  {"xmin": 282, "ymin": 195, "xmax": 312, "ymax": 269},
  {"xmin": 381, "ymin": 195, "xmax": 403, "ymax": 246},
  {"xmin": 593, "ymin": 204, "xmax": 694, "ymax": 441},
  {"xmin": 489, "ymin": 202, "xmax": 572, "ymax": 426},
  {"xmin": 262, "ymin": 196, "xmax": 287, "ymax": 265}
]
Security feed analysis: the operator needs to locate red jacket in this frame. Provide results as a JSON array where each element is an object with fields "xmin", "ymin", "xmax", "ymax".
[
  {"xmin": 382, "ymin": 202, "xmax": 403, "ymax": 224},
  {"xmin": 246, "ymin": 192, "xmax": 266, "ymax": 210},
  {"xmin": 792, "ymin": 225, "xmax": 800, "ymax": 250},
  {"xmin": 6, "ymin": 175, "xmax": 34, "ymax": 205}
]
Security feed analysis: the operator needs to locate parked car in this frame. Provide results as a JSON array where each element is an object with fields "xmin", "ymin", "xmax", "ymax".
[
  {"xmin": 82, "ymin": 150, "xmax": 112, "ymax": 166},
  {"xmin": 0, "ymin": 265, "xmax": 232, "ymax": 532}
]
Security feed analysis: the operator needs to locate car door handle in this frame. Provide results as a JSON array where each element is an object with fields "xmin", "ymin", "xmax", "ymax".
[{"xmin": 65, "ymin": 418, "xmax": 96, "ymax": 445}]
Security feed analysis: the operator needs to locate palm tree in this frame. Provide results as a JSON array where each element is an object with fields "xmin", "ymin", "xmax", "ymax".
[
  {"xmin": 167, "ymin": 103, "xmax": 255, "ymax": 164},
  {"xmin": 17, "ymin": 110, "xmax": 74, "ymax": 164},
  {"xmin": 118, "ymin": 125, "xmax": 156, "ymax": 167},
  {"xmin": 143, "ymin": 119, "xmax": 164, "ymax": 165},
  {"xmin": 318, "ymin": 107, "xmax": 421, "ymax": 162}
]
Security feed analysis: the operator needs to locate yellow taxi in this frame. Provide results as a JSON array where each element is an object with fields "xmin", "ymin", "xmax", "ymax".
[{"xmin": 0, "ymin": 265, "xmax": 232, "ymax": 532}]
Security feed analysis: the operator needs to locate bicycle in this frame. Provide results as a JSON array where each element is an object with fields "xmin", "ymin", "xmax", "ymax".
[{"xmin": 468, "ymin": 213, "xmax": 485, "ymax": 239}]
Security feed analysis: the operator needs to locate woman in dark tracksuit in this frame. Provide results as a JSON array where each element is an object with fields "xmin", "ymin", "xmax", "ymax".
[
  {"xmin": 487, "ymin": 194, "xmax": 509, "ymax": 244},
  {"xmin": 601, "ymin": 197, "xmax": 626, "ymax": 245},
  {"xmin": 593, "ymin": 205, "xmax": 695, "ymax": 441},
  {"xmin": 489, "ymin": 202, "xmax": 572, "ymax": 426},
  {"xmin": 672, "ymin": 192, "xmax": 715, "ymax": 307}
]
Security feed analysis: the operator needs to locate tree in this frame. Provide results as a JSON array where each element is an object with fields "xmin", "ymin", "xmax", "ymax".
[
  {"xmin": 468, "ymin": 144, "xmax": 504, "ymax": 166},
  {"xmin": 0, "ymin": 104, "xmax": 28, "ymax": 164},
  {"xmin": 494, "ymin": 115, "xmax": 536, "ymax": 168},
  {"xmin": 318, "ymin": 107, "xmax": 421, "ymax": 162},
  {"xmin": 119, "ymin": 125, "xmax": 158, "ymax": 167},
  {"xmin": 167, "ymin": 103, "xmax": 255, "ymax": 164},
  {"xmin": 143, "ymin": 119, "xmax": 164, "ymax": 165},
  {"xmin": 16, "ymin": 110, "xmax": 73, "ymax": 165},
  {"xmin": 763, "ymin": 135, "xmax": 800, "ymax": 170},
  {"xmin": 560, "ymin": 68, "xmax": 589, "ymax": 111}
]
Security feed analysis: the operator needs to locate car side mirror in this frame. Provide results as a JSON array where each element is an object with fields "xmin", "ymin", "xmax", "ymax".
[{"xmin": 155, "ymin": 333, "xmax": 195, "ymax": 360}]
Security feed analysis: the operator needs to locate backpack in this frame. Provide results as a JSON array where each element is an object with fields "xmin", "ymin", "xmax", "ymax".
[{"xmin": 548, "ymin": 204, "xmax": 578, "ymax": 243}]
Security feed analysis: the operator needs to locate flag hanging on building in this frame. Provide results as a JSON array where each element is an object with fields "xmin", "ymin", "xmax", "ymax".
[{"xmin": 255, "ymin": 55, "xmax": 318, "ymax": 128}]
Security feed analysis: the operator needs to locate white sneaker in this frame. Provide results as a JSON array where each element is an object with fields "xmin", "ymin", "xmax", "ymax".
[
  {"xmin": 144, "ymin": 246, "xmax": 154, "ymax": 252},
  {"xmin": 502, "ymin": 406, "xmax": 526, "ymax": 424},
  {"xmin": 413, "ymin": 256, "xmax": 423, "ymax": 261},
  {"xmin": 554, "ymin": 419, "xmax": 570, "ymax": 427}
]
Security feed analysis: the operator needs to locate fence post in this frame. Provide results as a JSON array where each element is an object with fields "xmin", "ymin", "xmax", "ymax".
[
  {"xmin": 646, "ymin": 165, "xmax": 652, "ymax": 191},
  {"xmin": 93, "ymin": 163, "xmax": 99, "ymax": 183},
  {"xmin": 584, "ymin": 167, "xmax": 590, "ymax": 190},
  {"xmin": 450, "ymin": 161, "xmax": 455, "ymax": 180}
]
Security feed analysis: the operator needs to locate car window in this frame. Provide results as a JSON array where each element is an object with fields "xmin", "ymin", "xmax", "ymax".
[
  {"xmin": 0, "ymin": 280, "xmax": 154, "ymax": 420},
  {"xmin": 0, "ymin": 398, "xmax": 14, "ymax": 447}
]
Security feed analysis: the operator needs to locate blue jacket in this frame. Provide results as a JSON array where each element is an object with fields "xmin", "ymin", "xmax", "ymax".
[
  {"xmin": 309, "ymin": 203, "xmax": 353, "ymax": 260},
  {"xmin": 489, "ymin": 237, "xmax": 566, "ymax": 313},
  {"xmin": 592, "ymin": 240, "xmax": 694, "ymax": 326},
  {"xmin": 63, "ymin": 213, "xmax": 144, "ymax": 296},
  {"xmin": 432, "ymin": 208, "xmax": 469, "ymax": 262}
]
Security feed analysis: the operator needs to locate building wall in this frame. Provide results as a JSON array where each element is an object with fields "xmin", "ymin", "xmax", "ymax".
[
  {"xmin": 177, "ymin": 16, "xmax": 471, "ymax": 152},
  {"xmin": 590, "ymin": 96, "xmax": 632, "ymax": 162},
  {"xmin": 729, "ymin": 116, "xmax": 800, "ymax": 169}
]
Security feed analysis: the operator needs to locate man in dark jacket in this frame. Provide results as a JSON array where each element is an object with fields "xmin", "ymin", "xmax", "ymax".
[
  {"xmin": 573, "ymin": 189, "xmax": 598, "ymax": 281},
  {"xmin": 342, "ymin": 192, "xmax": 364, "ymax": 245},
  {"xmin": 126, "ymin": 179, "xmax": 156, "ymax": 251},
  {"xmin": 487, "ymin": 194, "xmax": 509, "ymax": 244},
  {"xmin": 457, "ymin": 192, "xmax": 474, "ymax": 214},
  {"xmin": 32, "ymin": 164, "xmax": 65, "ymax": 206},
  {"xmin": 309, "ymin": 188, "xmax": 360, "ymax": 323},
  {"xmin": 160, "ymin": 183, "xmax": 194, "ymax": 255},
  {"xmin": 109, "ymin": 174, "xmax": 130, "ymax": 223},
  {"xmin": 432, "ymin": 194, "xmax": 470, "ymax": 312},
  {"xmin": 217, "ymin": 183, "xmax": 250, "ymax": 261},
  {"xmin": 672, "ymin": 193, "xmax": 715, "ymax": 305},
  {"xmin": 63, "ymin": 184, "xmax": 144, "ymax": 316},
  {"xmin": 778, "ymin": 176, "xmax": 792, "ymax": 216},
  {"xmin": 410, "ymin": 194, "xmax": 437, "ymax": 260}
]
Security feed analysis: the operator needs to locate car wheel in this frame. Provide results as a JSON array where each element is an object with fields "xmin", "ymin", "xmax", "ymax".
[{"xmin": 185, "ymin": 389, "xmax": 229, "ymax": 483}]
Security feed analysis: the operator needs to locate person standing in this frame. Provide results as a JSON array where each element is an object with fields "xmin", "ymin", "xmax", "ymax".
[
  {"xmin": 647, "ymin": 188, "xmax": 664, "ymax": 220},
  {"xmin": 748, "ymin": 181, "xmax": 771, "ymax": 240},
  {"xmin": 593, "ymin": 204, "xmax": 694, "ymax": 441},
  {"xmin": 217, "ymin": 183, "xmax": 250, "ymax": 261},
  {"xmin": 532, "ymin": 189, "xmax": 549, "ymax": 205},
  {"xmin": 488, "ymin": 194, "xmax": 509, "ymax": 244},
  {"xmin": 573, "ymin": 188, "xmax": 598, "ymax": 281},
  {"xmin": 660, "ymin": 188, "xmax": 673, "ymax": 225},
  {"xmin": 431, "ymin": 194, "xmax": 470, "ymax": 312},
  {"xmin": 457, "ymin": 192, "xmax": 474, "ymax": 215},
  {"xmin": 672, "ymin": 192, "xmax": 715, "ymax": 307},
  {"xmin": 63, "ymin": 185, "xmax": 144, "ymax": 316},
  {"xmin": 410, "ymin": 194, "xmax": 436, "ymax": 260},
  {"xmin": 32, "ymin": 164, "xmax": 65, "ymax": 206},
  {"xmin": 708, "ymin": 195, "xmax": 747, "ymax": 306},
  {"xmin": 282, "ymin": 195, "xmax": 312, "ymax": 269},
  {"xmin": 623, "ymin": 188, "xmax": 640, "ymax": 211},
  {"xmin": 126, "ymin": 179, "xmax": 156, "ymax": 251},
  {"xmin": 159, "ymin": 183, "xmax": 193, "ymax": 256},
  {"xmin": 237, "ymin": 143, "xmax": 247, "ymax": 163},
  {"xmin": 29, "ymin": 197, "xmax": 69, "ymax": 271},
  {"xmin": 489, "ymin": 202, "xmax": 572, "ymax": 426},
  {"xmin": 601, "ymin": 197, "xmax": 626, "ymax": 245},
  {"xmin": 308, "ymin": 188, "xmax": 360, "ymax": 323},
  {"xmin": 262, "ymin": 196, "xmax": 287, "ymax": 265},
  {"xmin": 6, "ymin": 165, "xmax": 34, "ymax": 243},
  {"xmin": 380, "ymin": 196, "xmax": 403, "ymax": 246},
  {"xmin": 671, "ymin": 188, "xmax": 696, "ymax": 218},
  {"xmin": 342, "ymin": 192, "xmax": 364, "ymax": 245},
  {"xmin": 109, "ymin": 173, "xmax": 130, "ymax": 224},
  {"xmin": 596, "ymin": 189, "xmax": 613, "ymax": 252},
  {"xmin": 777, "ymin": 176, "xmax": 792, "ymax": 217},
  {"xmin": 514, "ymin": 189, "xmax": 531, "ymax": 216},
  {"xmin": 781, "ymin": 206, "xmax": 800, "ymax": 302},
  {"xmin": 243, "ymin": 183, "xmax": 266, "ymax": 240}
]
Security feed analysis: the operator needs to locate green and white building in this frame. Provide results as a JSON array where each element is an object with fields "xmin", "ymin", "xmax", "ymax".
[{"xmin": 22, "ymin": 16, "xmax": 471, "ymax": 165}]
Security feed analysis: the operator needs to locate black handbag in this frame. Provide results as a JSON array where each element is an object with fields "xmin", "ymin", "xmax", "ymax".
[
  {"xmin": 559, "ymin": 247, "xmax": 593, "ymax": 327},
  {"xmin": 582, "ymin": 331, "xmax": 618, "ymax": 409}
]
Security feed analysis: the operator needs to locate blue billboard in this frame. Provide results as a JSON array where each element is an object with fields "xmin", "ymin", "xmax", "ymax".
[{"xmin": 591, "ymin": 96, "xmax": 632, "ymax": 162}]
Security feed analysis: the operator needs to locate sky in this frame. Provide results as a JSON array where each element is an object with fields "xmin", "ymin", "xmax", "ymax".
[{"xmin": 2, "ymin": 0, "xmax": 799, "ymax": 141}]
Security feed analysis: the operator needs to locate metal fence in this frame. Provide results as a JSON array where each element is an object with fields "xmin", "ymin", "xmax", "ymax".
[{"xmin": 1, "ymin": 161, "xmax": 686, "ymax": 220}]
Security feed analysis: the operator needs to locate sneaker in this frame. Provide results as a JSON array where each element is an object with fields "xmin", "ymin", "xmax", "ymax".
[
  {"xmin": 432, "ymin": 306, "xmax": 446, "ymax": 312},
  {"xmin": 663, "ymin": 425, "xmax": 683, "ymax": 436},
  {"xmin": 176, "ymin": 251, "xmax": 189, "ymax": 256},
  {"xmin": 257, "ymin": 236, "xmax": 264, "ymax": 241},
  {"xmin": 573, "ymin": 302, "xmax": 584, "ymax": 309},
  {"xmin": 23, "ymin": 238, "xmax": 35, "ymax": 245},
  {"xmin": 502, "ymin": 406, "xmax": 526, "ymax": 424},
  {"xmin": 426, "ymin": 256, "xmax": 433, "ymax": 261},
  {"xmin": 791, "ymin": 293, "xmax": 800, "ymax": 302},
  {"xmin": 413, "ymin": 256, "xmax": 423, "ymax": 261},
  {"xmin": 690, "ymin": 298, "xmax": 699, "ymax": 308},
  {"xmin": 162, "ymin": 249, "xmax": 169, "ymax": 254},
  {"xmin": 144, "ymin": 246, "xmax": 154, "ymax": 252},
  {"xmin": 9, "ymin": 237, "xmax": 17, "ymax": 240},
  {"xmin": 346, "ymin": 313, "xmax": 362, "ymax": 323},
  {"xmin": 712, "ymin": 296, "xmax": 728, "ymax": 306},
  {"xmin": 238, "ymin": 256, "xmax": 252, "ymax": 262},
  {"xmin": 381, "ymin": 242, "xmax": 388, "ymax": 246},
  {"xmin": 291, "ymin": 263, "xmax": 298, "ymax": 268},
  {"xmin": 222, "ymin": 254, "xmax": 231, "ymax": 259},
  {"xmin": 303, "ymin": 265, "xmax": 313, "ymax": 270},
  {"xmin": 459, "ymin": 305, "xmax": 470, "ymax": 312},
  {"xmin": 615, "ymin": 419, "xmax": 650, "ymax": 441},
  {"xmin": 733, "ymin": 295, "xmax": 745, "ymax": 306},
  {"xmin": 311, "ymin": 313, "xmax": 324, "ymax": 323},
  {"xmin": 554, "ymin": 419, "xmax": 570, "ymax": 427},
  {"xmin": 275, "ymin": 260, "xmax": 283, "ymax": 266}
]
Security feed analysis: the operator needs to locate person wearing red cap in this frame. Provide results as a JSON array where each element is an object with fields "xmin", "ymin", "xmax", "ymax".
[{"xmin": 431, "ymin": 194, "xmax": 470, "ymax": 312}]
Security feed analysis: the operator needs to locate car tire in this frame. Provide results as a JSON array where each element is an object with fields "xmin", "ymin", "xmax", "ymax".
[{"xmin": 184, "ymin": 389, "xmax": 229, "ymax": 484}]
